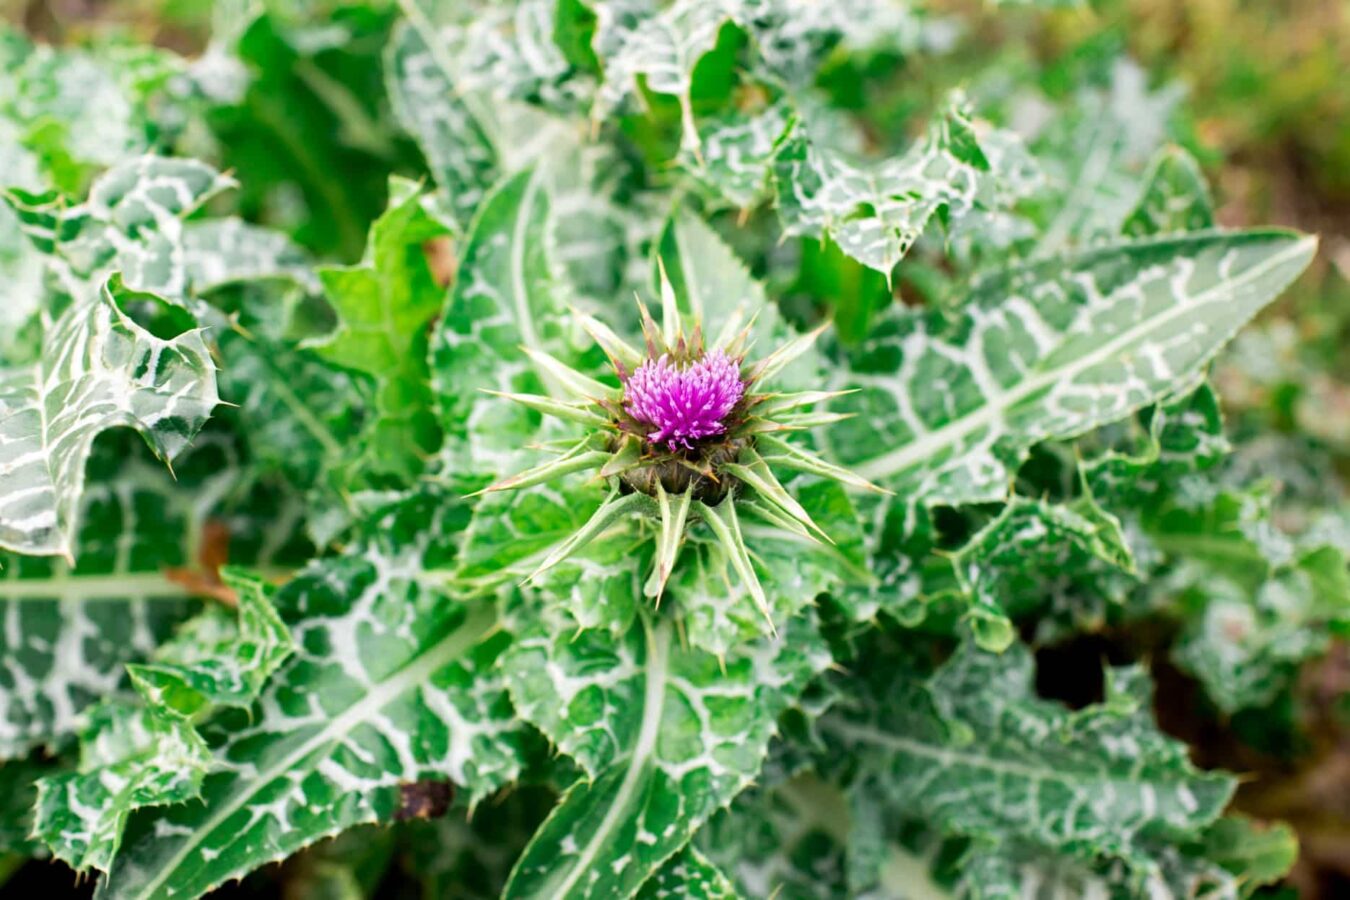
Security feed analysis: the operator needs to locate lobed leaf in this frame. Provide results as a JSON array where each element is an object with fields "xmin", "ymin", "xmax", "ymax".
[
  {"xmin": 431, "ymin": 166, "xmax": 569, "ymax": 482},
  {"xmin": 315, "ymin": 177, "xmax": 449, "ymax": 486},
  {"xmin": 99, "ymin": 490, "xmax": 529, "ymax": 899},
  {"xmin": 834, "ymin": 230, "xmax": 1316, "ymax": 504},
  {"xmin": 824, "ymin": 640, "xmax": 1235, "ymax": 870},
  {"xmin": 0, "ymin": 281, "xmax": 218, "ymax": 559},
  {"xmin": 501, "ymin": 601, "xmax": 831, "ymax": 899}
]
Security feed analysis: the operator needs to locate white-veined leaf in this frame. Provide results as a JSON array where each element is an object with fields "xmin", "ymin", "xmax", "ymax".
[
  {"xmin": 638, "ymin": 845, "xmax": 741, "ymax": 899},
  {"xmin": 34, "ymin": 702, "xmax": 212, "ymax": 873},
  {"xmin": 1034, "ymin": 59, "xmax": 1183, "ymax": 253},
  {"xmin": 0, "ymin": 279, "xmax": 219, "ymax": 558},
  {"xmin": 824, "ymin": 640, "xmax": 1235, "ymax": 869},
  {"xmin": 501, "ymin": 600, "xmax": 830, "ymax": 899},
  {"xmin": 31, "ymin": 569, "xmax": 298, "ymax": 874},
  {"xmin": 0, "ymin": 432, "xmax": 310, "ymax": 759},
  {"xmin": 773, "ymin": 94, "xmax": 990, "ymax": 276},
  {"xmin": 431, "ymin": 166, "xmax": 569, "ymax": 482},
  {"xmin": 99, "ymin": 490, "xmax": 529, "ymax": 899},
  {"xmin": 1122, "ymin": 145, "xmax": 1215, "ymax": 237},
  {"xmin": 181, "ymin": 218, "xmax": 318, "ymax": 294},
  {"xmin": 385, "ymin": 20, "xmax": 500, "ymax": 231},
  {"xmin": 832, "ymin": 230, "xmax": 1316, "ymax": 504}
]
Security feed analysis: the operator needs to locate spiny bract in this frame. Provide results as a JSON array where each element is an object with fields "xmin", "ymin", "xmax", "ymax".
[{"xmin": 481, "ymin": 270, "xmax": 886, "ymax": 621}]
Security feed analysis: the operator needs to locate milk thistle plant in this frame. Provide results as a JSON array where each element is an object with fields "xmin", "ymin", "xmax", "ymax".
[{"xmin": 0, "ymin": 2, "xmax": 1343, "ymax": 899}]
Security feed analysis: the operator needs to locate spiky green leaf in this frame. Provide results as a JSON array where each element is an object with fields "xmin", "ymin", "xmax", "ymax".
[{"xmin": 502, "ymin": 603, "xmax": 830, "ymax": 899}]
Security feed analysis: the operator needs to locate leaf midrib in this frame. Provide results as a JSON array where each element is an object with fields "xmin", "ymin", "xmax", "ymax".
[
  {"xmin": 550, "ymin": 617, "xmax": 671, "ymax": 898},
  {"xmin": 832, "ymin": 720, "xmax": 1213, "ymax": 795},
  {"xmin": 510, "ymin": 170, "xmax": 545, "ymax": 355},
  {"xmin": 854, "ymin": 236, "xmax": 1314, "ymax": 483},
  {"xmin": 0, "ymin": 570, "xmax": 194, "ymax": 602}
]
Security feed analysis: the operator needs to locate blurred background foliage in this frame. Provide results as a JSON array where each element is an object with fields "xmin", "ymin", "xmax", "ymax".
[{"xmin": 0, "ymin": 0, "xmax": 1346, "ymax": 896}]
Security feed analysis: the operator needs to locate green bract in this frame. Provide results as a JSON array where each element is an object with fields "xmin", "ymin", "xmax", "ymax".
[
  {"xmin": 0, "ymin": 2, "xmax": 1342, "ymax": 899},
  {"xmin": 478, "ymin": 276, "xmax": 884, "ymax": 618}
]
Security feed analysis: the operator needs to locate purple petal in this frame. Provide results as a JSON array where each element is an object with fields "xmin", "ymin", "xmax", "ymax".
[{"xmin": 623, "ymin": 350, "xmax": 746, "ymax": 451}]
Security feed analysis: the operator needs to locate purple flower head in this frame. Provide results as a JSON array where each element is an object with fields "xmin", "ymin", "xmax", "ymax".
[{"xmin": 623, "ymin": 349, "xmax": 746, "ymax": 451}]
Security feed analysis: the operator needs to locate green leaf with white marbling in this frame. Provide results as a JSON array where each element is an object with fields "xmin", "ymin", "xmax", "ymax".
[
  {"xmin": 0, "ymin": 576, "xmax": 181, "ymax": 760},
  {"xmin": 738, "ymin": 0, "xmax": 934, "ymax": 84},
  {"xmin": 0, "ymin": 432, "xmax": 308, "ymax": 760},
  {"xmin": 214, "ymin": 329, "xmax": 373, "ymax": 494},
  {"xmin": 1122, "ymin": 146, "xmax": 1215, "ymax": 237},
  {"xmin": 773, "ymin": 94, "xmax": 990, "ymax": 275},
  {"xmin": 1148, "ymin": 487, "xmax": 1350, "ymax": 713},
  {"xmin": 593, "ymin": 0, "xmax": 737, "ymax": 152},
  {"xmin": 501, "ymin": 601, "xmax": 831, "ymax": 900},
  {"xmin": 20, "ymin": 155, "xmax": 238, "ymax": 302},
  {"xmin": 181, "ymin": 219, "xmax": 318, "ymax": 294},
  {"xmin": 538, "ymin": 527, "xmax": 649, "ymax": 637},
  {"xmin": 1080, "ymin": 380, "xmax": 1229, "ymax": 505},
  {"xmin": 389, "ymin": 9, "xmax": 645, "ymax": 305},
  {"xmin": 126, "ymin": 569, "xmax": 294, "ymax": 717},
  {"xmin": 425, "ymin": 0, "xmax": 591, "ymax": 115},
  {"xmin": 99, "ymin": 490, "xmax": 529, "ymax": 900},
  {"xmin": 8, "ymin": 41, "xmax": 186, "ymax": 184},
  {"xmin": 824, "ymin": 640, "xmax": 1235, "ymax": 870},
  {"xmin": 681, "ymin": 101, "xmax": 792, "ymax": 209},
  {"xmin": 34, "ymin": 703, "xmax": 211, "ymax": 874},
  {"xmin": 31, "ymin": 566, "xmax": 295, "ymax": 874},
  {"xmin": 0, "ymin": 127, "xmax": 45, "ymax": 366},
  {"xmin": 638, "ymin": 846, "xmax": 740, "ymax": 899},
  {"xmin": 950, "ymin": 497, "xmax": 1136, "ymax": 651},
  {"xmin": 384, "ymin": 20, "xmax": 499, "ymax": 231},
  {"xmin": 831, "ymin": 230, "xmax": 1316, "ymax": 504},
  {"xmin": 0, "ymin": 279, "xmax": 219, "ymax": 559},
  {"xmin": 1034, "ymin": 59, "xmax": 1183, "ymax": 253},
  {"xmin": 951, "ymin": 820, "xmax": 1292, "ymax": 900},
  {"xmin": 654, "ymin": 207, "xmax": 766, "ymax": 341},
  {"xmin": 315, "ymin": 177, "xmax": 449, "ymax": 485},
  {"xmin": 431, "ymin": 167, "xmax": 567, "ymax": 482}
]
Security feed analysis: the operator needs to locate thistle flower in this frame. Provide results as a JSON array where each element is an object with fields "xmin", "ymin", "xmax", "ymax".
[
  {"xmin": 480, "ymin": 270, "xmax": 886, "ymax": 626},
  {"xmin": 624, "ymin": 350, "xmax": 744, "ymax": 450}
]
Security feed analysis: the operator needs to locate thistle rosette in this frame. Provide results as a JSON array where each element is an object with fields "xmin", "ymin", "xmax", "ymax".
[{"xmin": 480, "ymin": 274, "xmax": 884, "ymax": 625}]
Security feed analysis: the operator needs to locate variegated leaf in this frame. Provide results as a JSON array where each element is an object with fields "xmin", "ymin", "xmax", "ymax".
[
  {"xmin": 126, "ymin": 569, "xmax": 294, "ymax": 717},
  {"xmin": 31, "ymin": 569, "xmax": 297, "ymax": 874},
  {"xmin": 949, "ymin": 497, "xmax": 1136, "ymax": 651},
  {"xmin": 99, "ymin": 490, "xmax": 529, "ymax": 899},
  {"xmin": 1122, "ymin": 146, "xmax": 1216, "ymax": 237},
  {"xmin": 0, "ymin": 433, "xmax": 307, "ymax": 759},
  {"xmin": 0, "ymin": 280, "xmax": 218, "ymax": 558},
  {"xmin": 501, "ymin": 601, "xmax": 831, "ymax": 899},
  {"xmin": 1035, "ymin": 59, "xmax": 1183, "ymax": 253},
  {"xmin": 181, "ymin": 219, "xmax": 318, "ymax": 294},
  {"xmin": 431, "ymin": 167, "xmax": 569, "ymax": 482},
  {"xmin": 638, "ymin": 846, "xmax": 740, "ymax": 899},
  {"xmin": 773, "ymin": 94, "xmax": 990, "ymax": 275},
  {"xmin": 34, "ymin": 703, "xmax": 211, "ymax": 873},
  {"xmin": 15, "ymin": 155, "xmax": 239, "ymax": 302},
  {"xmin": 824, "ymin": 640, "xmax": 1234, "ymax": 870},
  {"xmin": 385, "ymin": 19, "xmax": 499, "ymax": 231},
  {"xmin": 832, "ymin": 231, "xmax": 1316, "ymax": 504},
  {"xmin": 593, "ymin": 0, "xmax": 737, "ymax": 151}
]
